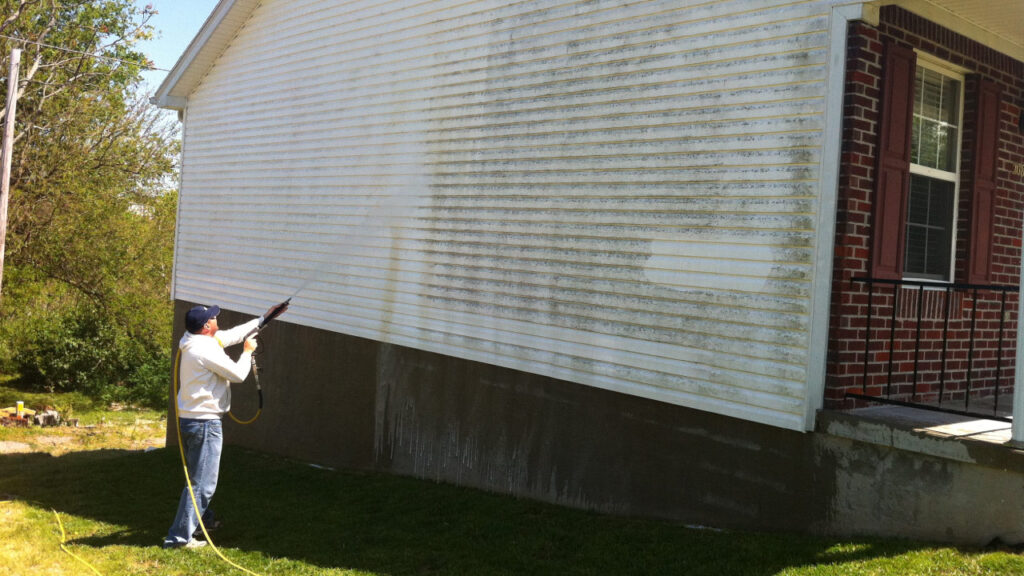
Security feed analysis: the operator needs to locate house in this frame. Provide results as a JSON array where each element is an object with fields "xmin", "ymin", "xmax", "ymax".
[{"xmin": 154, "ymin": 0, "xmax": 1024, "ymax": 544}]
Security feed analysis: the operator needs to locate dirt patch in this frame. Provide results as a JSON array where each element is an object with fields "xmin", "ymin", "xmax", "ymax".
[
  {"xmin": 35, "ymin": 436, "xmax": 74, "ymax": 447},
  {"xmin": 0, "ymin": 441, "xmax": 31, "ymax": 454}
]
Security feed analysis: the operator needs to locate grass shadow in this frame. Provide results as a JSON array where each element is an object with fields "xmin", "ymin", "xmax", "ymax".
[{"xmin": 0, "ymin": 446, "xmax": 973, "ymax": 575}]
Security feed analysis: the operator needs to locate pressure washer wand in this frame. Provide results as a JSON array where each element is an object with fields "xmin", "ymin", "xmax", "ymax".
[
  {"xmin": 244, "ymin": 297, "xmax": 291, "ymax": 340},
  {"xmin": 241, "ymin": 297, "xmax": 290, "ymax": 411}
]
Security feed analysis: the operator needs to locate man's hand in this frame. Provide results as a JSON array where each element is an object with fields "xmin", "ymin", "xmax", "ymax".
[
  {"xmin": 262, "ymin": 299, "xmax": 290, "ymax": 325},
  {"xmin": 243, "ymin": 335, "xmax": 258, "ymax": 353}
]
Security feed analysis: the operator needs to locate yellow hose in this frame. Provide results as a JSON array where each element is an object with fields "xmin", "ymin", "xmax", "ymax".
[
  {"xmin": 228, "ymin": 409, "xmax": 261, "ymax": 425},
  {"xmin": 53, "ymin": 509, "xmax": 103, "ymax": 575}
]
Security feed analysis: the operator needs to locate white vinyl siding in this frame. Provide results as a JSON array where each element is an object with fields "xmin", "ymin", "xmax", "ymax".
[{"xmin": 174, "ymin": 0, "xmax": 847, "ymax": 431}]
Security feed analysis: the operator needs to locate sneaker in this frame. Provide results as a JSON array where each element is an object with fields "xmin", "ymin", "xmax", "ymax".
[
  {"xmin": 193, "ymin": 519, "xmax": 223, "ymax": 539},
  {"xmin": 162, "ymin": 539, "xmax": 207, "ymax": 550}
]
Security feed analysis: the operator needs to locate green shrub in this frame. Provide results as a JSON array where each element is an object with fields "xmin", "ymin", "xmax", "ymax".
[
  {"xmin": 10, "ymin": 306, "xmax": 170, "ymax": 410},
  {"xmin": 126, "ymin": 352, "xmax": 171, "ymax": 409}
]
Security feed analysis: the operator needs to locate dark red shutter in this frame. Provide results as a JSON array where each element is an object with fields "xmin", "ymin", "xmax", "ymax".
[
  {"xmin": 871, "ymin": 42, "xmax": 916, "ymax": 280},
  {"xmin": 967, "ymin": 78, "xmax": 1002, "ymax": 284}
]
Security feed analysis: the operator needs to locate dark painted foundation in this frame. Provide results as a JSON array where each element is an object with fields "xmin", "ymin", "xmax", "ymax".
[{"xmin": 169, "ymin": 301, "xmax": 1024, "ymax": 544}]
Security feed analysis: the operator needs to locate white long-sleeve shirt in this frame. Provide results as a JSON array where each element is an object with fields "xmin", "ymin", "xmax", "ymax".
[{"xmin": 177, "ymin": 318, "xmax": 261, "ymax": 419}]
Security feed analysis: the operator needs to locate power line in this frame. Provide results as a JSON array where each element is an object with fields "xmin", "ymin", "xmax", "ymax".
[{"xmin": 0, "ymin": 33, "xmax": 169, "ymax": 71}]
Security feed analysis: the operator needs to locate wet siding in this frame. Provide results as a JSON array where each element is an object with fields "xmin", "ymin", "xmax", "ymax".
[{"xmin": 174, "ymin": 0, "xmax": 847, "ymax": 431}]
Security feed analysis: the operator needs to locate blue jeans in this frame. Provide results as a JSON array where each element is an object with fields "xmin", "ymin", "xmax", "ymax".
[{"xmin": 164, "ymin": 418, "xmax": 223, "ymax": 546}]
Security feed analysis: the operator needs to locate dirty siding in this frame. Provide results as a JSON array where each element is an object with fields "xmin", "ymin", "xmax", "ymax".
[{"xmin": 173, "ymin": 0, "xmax": 849, "ymax": 431}]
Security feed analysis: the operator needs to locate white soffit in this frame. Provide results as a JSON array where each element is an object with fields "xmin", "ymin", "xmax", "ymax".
[{"xmin": 882, "ymin": 0, "xmax": 1024, "ymax": 61}]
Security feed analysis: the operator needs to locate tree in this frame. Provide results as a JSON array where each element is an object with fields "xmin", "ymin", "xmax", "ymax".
[{"xmin": 0, "ymin": 0, "xmax": 179, "ymax": 406}]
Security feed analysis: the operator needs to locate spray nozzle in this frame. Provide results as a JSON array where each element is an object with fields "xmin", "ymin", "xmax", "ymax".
[
  {"xmin": 262, "ymin": 298, "xmax": 290, "ymax": 326},
  {"xmin": 246, "ymin": 298, "xmax": 292, "ymax": 341}
]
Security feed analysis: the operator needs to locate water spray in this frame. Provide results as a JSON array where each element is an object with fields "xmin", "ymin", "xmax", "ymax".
[{"xmin": 277, "ymin": 189, "xmax": 415, "ymax": 304}]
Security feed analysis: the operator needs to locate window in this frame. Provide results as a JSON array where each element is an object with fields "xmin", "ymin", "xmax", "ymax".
[
  {"xmin": 871, "ymin": 40, "xmax": 1002, "ymax": 284},
  {"xmin": 904, "ymin": 61, "xmax": 963, "ymax": 281}
]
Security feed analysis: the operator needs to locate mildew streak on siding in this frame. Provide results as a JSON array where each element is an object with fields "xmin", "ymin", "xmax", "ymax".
[{"xmin": 175, "ymin": 0, "xmax": 847, "ymax": 431}]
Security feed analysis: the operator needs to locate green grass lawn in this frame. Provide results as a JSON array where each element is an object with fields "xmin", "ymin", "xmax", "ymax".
[{"xmin": 2, "ymin": 390, "xmax": 1024, "ymax": 575}]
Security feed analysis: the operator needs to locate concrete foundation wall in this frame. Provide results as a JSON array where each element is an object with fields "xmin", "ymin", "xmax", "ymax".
[
  {"xmin": 818, "ymin": 412, "xmax": 1024, "ymax": 545},
  {"xmin": 169, "ymin": 301, "xmax": 1024, "ymax": 544}
]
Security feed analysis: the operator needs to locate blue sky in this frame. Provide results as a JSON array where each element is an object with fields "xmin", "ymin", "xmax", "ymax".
[{"xmin": 134, "ymin": 0, "xmax": 221, "ymax": 92}]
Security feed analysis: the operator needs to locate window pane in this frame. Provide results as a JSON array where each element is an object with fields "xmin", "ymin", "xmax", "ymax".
[
  {"xmin": 912, "ymin": 67, "xmax": 960, "ymax": 172},
  {"xmin": 904, "ymin": 175, "xmax": 955, "ymax": 280},
  {"xmin": 914, "ymin": 116, "xmax": 939, "ymax": 168}
]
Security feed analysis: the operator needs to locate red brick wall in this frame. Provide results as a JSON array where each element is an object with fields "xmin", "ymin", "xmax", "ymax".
[{"xmin": 826, "ymin": 7, "xmax": 1024, "ymax": 410}]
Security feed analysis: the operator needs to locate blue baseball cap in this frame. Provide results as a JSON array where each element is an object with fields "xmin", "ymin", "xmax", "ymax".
[{"xmin": 185, "ymin": 305, "xmax": 220, "ymax": 334}]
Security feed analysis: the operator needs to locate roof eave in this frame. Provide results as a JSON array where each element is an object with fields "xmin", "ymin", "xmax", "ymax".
[
  {"xmin": 152, "ymin": 0, "xmax": 259, "ymax": 110},
  {"xmin": 149, "ymin": 94, "xmax": 188, "ymax": 110}
]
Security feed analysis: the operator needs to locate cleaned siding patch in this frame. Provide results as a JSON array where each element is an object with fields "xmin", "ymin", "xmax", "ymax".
[{"xmin": 175, "ymin": 0, "xmax": 847, "ymax": 431}]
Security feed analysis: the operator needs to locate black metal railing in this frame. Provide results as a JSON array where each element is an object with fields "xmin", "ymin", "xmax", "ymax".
[{"xmin": 848, "ymin": 277, "xmax": 1018, "ymax": 422}]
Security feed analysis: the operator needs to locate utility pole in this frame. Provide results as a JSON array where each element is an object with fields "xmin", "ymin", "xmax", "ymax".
[{"xmin": 0, "ymin": 47, "xmax": 21, "ymax": 303}]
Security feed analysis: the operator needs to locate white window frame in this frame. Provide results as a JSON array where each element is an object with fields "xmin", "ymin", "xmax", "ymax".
[{"xmin": 904, "ymin": 53, "xmax": 967, "ymax": 283}]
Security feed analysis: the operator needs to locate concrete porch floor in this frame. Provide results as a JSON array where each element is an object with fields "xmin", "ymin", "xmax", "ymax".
[{"xmin": 841, "ymin": 404, "xmax": 1014, "ymax": 445}]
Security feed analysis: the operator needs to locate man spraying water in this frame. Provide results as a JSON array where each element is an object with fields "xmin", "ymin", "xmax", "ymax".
[{"xmin": 163, "ymin": 300, "xmax": 290, "ymax": 549}]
